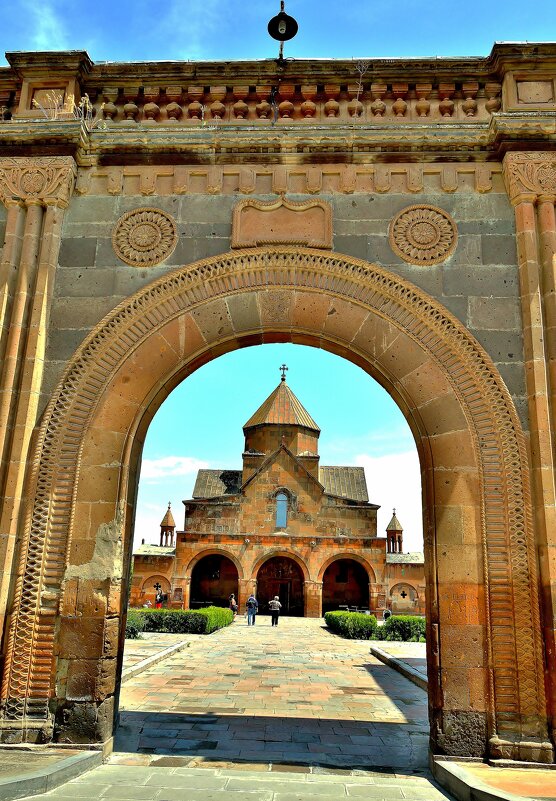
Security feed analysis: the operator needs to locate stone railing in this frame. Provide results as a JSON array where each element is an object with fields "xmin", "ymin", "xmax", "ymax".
[{"xmin": 84, "ymin": 81, "xmax": 502, "ymax": 125}]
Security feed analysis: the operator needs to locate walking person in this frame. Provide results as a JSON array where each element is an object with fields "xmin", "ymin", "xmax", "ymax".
[
  {"xmin": 269, "ymin": 595, "xmax": 282, "ymax": 627},
  {"xmin": 246, "ymin": 593, "xmax": 258, "ymax": 625},
  {"xmin": 229, "ymin": 593, "xmax": 238, "ymax": 617}
]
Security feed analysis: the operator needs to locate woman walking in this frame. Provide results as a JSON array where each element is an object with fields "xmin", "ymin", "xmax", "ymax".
[{"xmin": 269, "ymin": 595, "xmax": 282, "ymax": 627}]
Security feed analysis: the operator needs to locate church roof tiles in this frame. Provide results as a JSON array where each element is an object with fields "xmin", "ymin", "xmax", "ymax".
[
  {"xmin": 191, "ymin": 464, "xmax": 370, "ymax": 503},
  {"xmin": 192, "ymin": 469, "xmax": 242, "ymax": 498},
  {"xmin": 243, "ymin": 380, "xmax": 320, "ymax": 432},
  {"xmin": 318, "ymin": 466, "xmax": 369, "ymax": 503}
]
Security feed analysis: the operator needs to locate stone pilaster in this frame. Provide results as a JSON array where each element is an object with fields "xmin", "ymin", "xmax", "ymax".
[
  {"xmin": 304, "ymin": 580, "xmax": 323, "ymax": 618},
  {"xmin": 0, "ymin": 157, "xmax": 76, "ymax": 640},
  {"xmin": 238, "ymin": 578, "xmax": 256, "ymax": 613},
  {"xmin": 503, "ymin": 152, "xmax": 556, "ymax": 745}
]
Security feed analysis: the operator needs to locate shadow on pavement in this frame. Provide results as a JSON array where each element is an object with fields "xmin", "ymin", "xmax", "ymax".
[{"xmin": 115, "ymin": 710, "xmax": 429, "ymax": 772}]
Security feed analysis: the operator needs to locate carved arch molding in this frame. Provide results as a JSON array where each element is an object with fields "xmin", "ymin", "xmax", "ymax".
[{"xmin": 0, "ymin": 247, "xmax": 549, "ymax": 759}]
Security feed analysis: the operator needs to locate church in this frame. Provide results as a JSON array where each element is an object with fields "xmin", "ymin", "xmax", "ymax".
[{"xmin": 130, "ymin": 368, "xmax": 425, "ymax": 617}]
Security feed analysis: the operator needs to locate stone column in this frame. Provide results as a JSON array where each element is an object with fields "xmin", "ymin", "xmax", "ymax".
[
  {"xmin": 503, "ymin": 153, "xmax": 556, "ymax": 747},
  {"xmin": 0, "ymin": 200, "xmax": 25, "ymax": 364},
  {"xmin": 537, "ymin": 193, "xmax": 556, "ymax": 449},
  {"xmin": 180, "ymin": 576, "xmax": 190, "ymax": 609},
  {"xmin": 304, "ymin": 581, "xmax": 322, "ymax": 618},
  {"xmin": 0, "ymin": 158, "xmax": 76, "ymax": 641}
]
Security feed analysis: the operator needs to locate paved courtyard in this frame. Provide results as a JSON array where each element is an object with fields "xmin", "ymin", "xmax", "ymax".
[{"xmin": 115, "ymin": 617, "xmax": 429, "ymax": 770}]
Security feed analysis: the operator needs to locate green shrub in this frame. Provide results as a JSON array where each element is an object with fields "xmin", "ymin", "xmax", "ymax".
[
  {"xmin": 198, "ymin": 606, "xmax": 234, "ymax": 633},
  {"xmin": 324, "ymin": 610, "xmax": 378, "ymax": 639},
  {"xmin": 125, "ymin": 609, "xmax": 145, "ymax": 639},
  {"xmin": 375, "ymin": 615, "xmax": 426, "ymax": 642},
  {"xmin": 129, "ymin": 606, "xmax": 233, "ymax": 635}
]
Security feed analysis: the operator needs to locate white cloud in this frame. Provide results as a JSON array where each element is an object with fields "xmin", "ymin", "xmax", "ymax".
[
  {"xmin": 356, "ymin": 450, "xmax": 423, "ymax": 552},
  {"xmin": 154, "ymin": 0, "xmax": 224, "ymax": 60},
  {"xmin": 23, "ymin": 0, "xmax": 68, "ymax": 51},
  {"xmin": 140, "ymin": 455, "xmax": 208, "ymax": 481}
]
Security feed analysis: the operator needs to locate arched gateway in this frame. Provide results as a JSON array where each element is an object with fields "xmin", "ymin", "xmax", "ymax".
[{"xmin": 0, "ymin": 247, "xmax": 549, "ymax": 762}]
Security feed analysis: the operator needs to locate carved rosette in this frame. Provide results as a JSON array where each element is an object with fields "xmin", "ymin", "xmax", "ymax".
[
  {"xmin": 389, "ymin": 204, "xmax": 457, "ymax": 265},
  {"xmin": 112, "ymin": 207, "xmax": 178, "ymax": 267},
  {"xmin": 0, "ymin": 157, "xmax": 76, "ymax": 207},
  {"xmin": 503, "ymin": 152, "xmax": 556, "ymax": 203}
]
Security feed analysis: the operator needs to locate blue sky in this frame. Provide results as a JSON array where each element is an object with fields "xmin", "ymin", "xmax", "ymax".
[
  {"xmin": 135, "ymin": 344, "xmax": 422, "ymax": 552},
  {"xmin": 0, "ymin": 0, "xmax": 555, "ymax": 64},
  {"xmin": 2, "ymin": 2, "xmax": 552, "ymax": 553}
]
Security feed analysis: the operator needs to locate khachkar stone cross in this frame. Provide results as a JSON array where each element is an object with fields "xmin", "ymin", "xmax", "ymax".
[{"xmin": 280, "ymin": 364, "xmax": 288, "ymax": 382}]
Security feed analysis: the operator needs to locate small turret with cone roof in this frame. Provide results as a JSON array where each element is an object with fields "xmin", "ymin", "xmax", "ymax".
[
  {"xmin": 386, "ymin": 508, "xmax": 403, "ymax": 554},
  {"xmin": 160, "ymin": 502, "xmax": 176, "ymax": 547}
]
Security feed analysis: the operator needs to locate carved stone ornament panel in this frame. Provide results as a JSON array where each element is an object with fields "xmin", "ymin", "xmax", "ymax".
[
  {"xmin": 389, "ymin": 204, "xmax": 458, "ymax": 265},
  {"xmin": 503, "ymin": 152, "xmax": 556, "ymax": 202},
  {"xmin": 0, "ymin": 156, "xmax": 76, "ymax": 207},
  {"xmin": 231, "ymin": 196, "xmax": 332, "ymax": 249},
  {"xmin": 112, "ymin": 207, "xmax": 178, "ymax": 267}
]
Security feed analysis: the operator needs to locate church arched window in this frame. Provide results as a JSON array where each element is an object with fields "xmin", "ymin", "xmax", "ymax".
[{"xmin": 276, "ymin": 492, "xmax": 288, "ymax": 528}]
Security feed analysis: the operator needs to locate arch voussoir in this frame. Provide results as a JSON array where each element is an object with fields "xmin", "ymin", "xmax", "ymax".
[{"xmin": 0, "ymin": 247, "xmax": 549, "ymax": 762}]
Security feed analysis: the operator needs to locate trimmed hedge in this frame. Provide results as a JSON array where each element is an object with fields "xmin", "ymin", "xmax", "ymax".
[
  {"xmin": 375, "ymin": 615, "xmax": 426, "ymax": 642},
  {"xmin": 125, "ymin": 606, "xmax": 233, "ymax": 638},
  {"xmin": 324, "ymin": 610, "xmax": 378, "ymax": 639},
  {"xmin": 125, "ymin": 609, "xmax": 145, "ymax": 639}
]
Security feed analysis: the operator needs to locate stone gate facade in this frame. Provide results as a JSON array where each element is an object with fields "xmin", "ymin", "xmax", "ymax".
[{"xmin": 0, "ymin": 44, "xmax": 554, "ymax": 763}]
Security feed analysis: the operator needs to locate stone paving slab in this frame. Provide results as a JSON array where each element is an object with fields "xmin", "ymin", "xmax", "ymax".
[
  {"xmin": 0, "ymin": 748, "xmax": 101, "ymax": 801},
  {"xmin": 115, "ymin": 618, "xmax": 429, "ymax": 772},
  {"xmin": 18, "ymin": 764, "xmax": 452, "ymax": 801}
]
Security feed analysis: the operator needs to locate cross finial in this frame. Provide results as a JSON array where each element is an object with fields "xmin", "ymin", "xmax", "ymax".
[
  {"xmin": 168, "ymin": 501, "xmax": 171, "ymax": 509},
  {"xmin": 280, "ymin": 363, "xmax": 288, "ymax": 382},
  {"xmin": 393, "ymin": 508, "xmax": 396, "ymax": 515}
]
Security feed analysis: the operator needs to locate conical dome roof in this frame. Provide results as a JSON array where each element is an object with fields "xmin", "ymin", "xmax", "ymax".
[
  {"xmin": 243, "ymin": 379, "xmax": 320, "ymax": 432},
  {"xmin": 386, "ymin": 509, "xmax": 403, "ymax": 531},
  {"xmin": 160, "ymin": 503, "xmax": 176, "ymax": 528}
]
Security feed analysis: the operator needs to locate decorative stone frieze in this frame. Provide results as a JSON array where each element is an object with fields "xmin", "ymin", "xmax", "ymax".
[
  {"xmin": 0, "ymin": 156, "xmax": 76, "ymax": 207},
  {"xmin": 503, "ymin": 152, "xmax": 556, "ymax": 203},
  {"xmin": 112, "ymin": 207, "xmax": 178, "ymax": 267},
  {"xmin": 388, "ymin": 204, "xmax": 458, "ymax": 265},
  {"xmin": 74, "ymin": 163, "xmax": 502, "ymax": 197}
]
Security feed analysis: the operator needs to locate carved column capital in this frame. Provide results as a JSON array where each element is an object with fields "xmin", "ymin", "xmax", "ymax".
[
  {"xmin": 503, "ymin": 152, "xmax": 556, "ymax": 206},
  {"xmin": 0, "ymin": 157, "xmax": 76, "ymax": 209}
]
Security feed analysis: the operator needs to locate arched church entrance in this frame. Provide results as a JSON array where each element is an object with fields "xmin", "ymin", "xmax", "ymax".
[
  {"xmin": 0, "ymin": 247, "xmax": 549, "ymax": 764},
  {"xmin": 256, "ymin": 556, "xmax": 305, "ymax": 616},
  {"xmin": 190, "ymin": 554, "xmax": 239, "ymax": 609},
  {"xmin": 322, "ymin": 559, "xmax": 370, "ymax": 614}
]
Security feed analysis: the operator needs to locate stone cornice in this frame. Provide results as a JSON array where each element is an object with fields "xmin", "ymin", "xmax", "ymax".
[
  {"xmin": 503, "ymin": 151, "xmax": 556, "ymax": 204},
  {"xmin": 2, "ymin": 42, "xmax": 556, "ymax": 85},
  {"xmin": 0, "ymin": 115, "xmax": 554, "ymax": 164},
  {"xmin": 0, "ymin": 156, "xmax": 77, "ymax": 207}
]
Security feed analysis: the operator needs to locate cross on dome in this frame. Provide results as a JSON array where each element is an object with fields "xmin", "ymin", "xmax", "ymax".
[{"xmin": 280, "ymin": 363, "xmax": 288, "ymax": 382}]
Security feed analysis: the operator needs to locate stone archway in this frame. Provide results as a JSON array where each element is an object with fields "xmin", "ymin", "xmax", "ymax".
[
  {"xmin": 256, "ymin": 556, "xmax": 305, "ymax": 616},
  {"xmin": 390, "ymin": 582, "xmax": 419, "ymax": 615},
  {"xmin": 322, "ymin": 559, "xmax": 371, "ymax": 614},
  {"xmin": 0, "ymin": 247, "xmax": 549, "ymax": 762},
  {"xmin": 190, "ymin": 554, "xmax": 239, "ymax": 609},
  {"xmin": 140, "ymin": 575, "xmax": 170, "ymax": 606}
]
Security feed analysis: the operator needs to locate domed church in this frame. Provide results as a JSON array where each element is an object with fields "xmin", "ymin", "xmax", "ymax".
[{"xmin": 130, "ymin": 369, "xmax": 425, "ymax": 616}]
